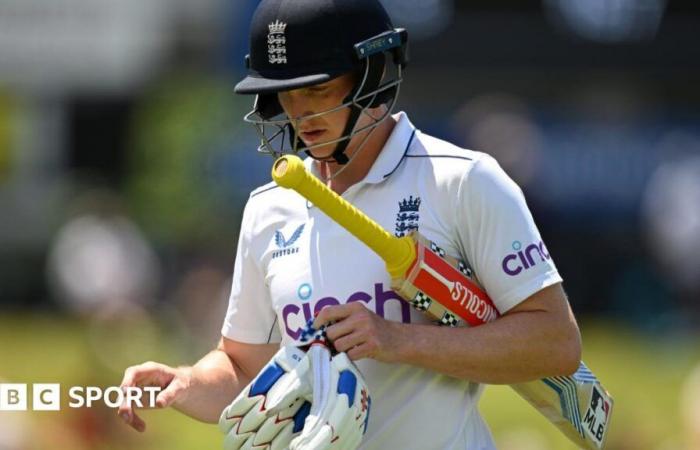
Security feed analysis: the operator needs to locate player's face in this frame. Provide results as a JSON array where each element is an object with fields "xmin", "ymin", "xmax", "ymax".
[{"xmin": 277, "ymin": 73, "xmax": 355, "ymax": 159}]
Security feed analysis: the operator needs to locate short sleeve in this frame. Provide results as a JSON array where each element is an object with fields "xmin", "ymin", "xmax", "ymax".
[
  {"xmin": 221, "ymin": 198, "xmax": 279, "ymax": 344},
  {"xmin": 456, "ymin": 155, "xmax": 562, "ymax": 313}
]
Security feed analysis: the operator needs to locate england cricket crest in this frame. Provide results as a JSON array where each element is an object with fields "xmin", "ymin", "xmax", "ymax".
[
  {"xmin": 267, "ymin": 20, "xmax": 287, "ymax": 64},
  {"xmin": 395, "ymin": 195, "xmax": 421, "ymax": 237}
]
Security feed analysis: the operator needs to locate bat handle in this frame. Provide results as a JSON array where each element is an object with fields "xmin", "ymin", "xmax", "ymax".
[{"xmin": 272, "ymin": 155, "xmax": 415, "ymax": 278}]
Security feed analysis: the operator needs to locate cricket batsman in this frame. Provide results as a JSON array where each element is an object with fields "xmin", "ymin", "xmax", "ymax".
[{"xmin": 118, "ymin": 0, "xmax": 587, "ymax": 448}]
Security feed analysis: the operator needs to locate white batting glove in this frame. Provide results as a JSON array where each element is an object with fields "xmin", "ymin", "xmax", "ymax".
[
  {"xmin": 219, "ymin": 345, "xmax": 311, "ymax": 450},
  {"xmin": 265, "ymin": 344, "xmax": 371, "ymax": 450}
]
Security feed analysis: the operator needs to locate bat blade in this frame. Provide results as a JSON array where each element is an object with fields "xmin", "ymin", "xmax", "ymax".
[{"xmin": 514, "ymin": 363, "xmax": 613, "ymax": 449}]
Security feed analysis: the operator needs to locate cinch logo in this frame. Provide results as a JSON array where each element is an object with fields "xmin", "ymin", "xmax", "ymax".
[
  {"xmin": 282, "ymin": 283, "xmax": 412, "ymax": 340},
  {"xmin": 501, "ymin": 240, "xmax": 551, "ymax": 276},
  {"xmin": 272, "ymin": 224, "xmax": 305, "ymax": 259}
]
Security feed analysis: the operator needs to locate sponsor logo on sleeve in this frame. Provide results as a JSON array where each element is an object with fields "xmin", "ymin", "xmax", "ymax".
[{"xmin": 501, "ymin": 240, "xmax": 551, "ymax": 276}]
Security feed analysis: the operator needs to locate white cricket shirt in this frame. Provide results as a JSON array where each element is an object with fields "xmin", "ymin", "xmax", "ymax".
[{"xmin": 222, "ymin": 112, "xmax": 562, "ymax": 449}]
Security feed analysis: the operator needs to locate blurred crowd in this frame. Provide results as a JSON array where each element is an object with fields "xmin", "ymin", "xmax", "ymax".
[
  {"xmin": 2, "ymin": 0, "xmax": 697, "ymax": 325},
  {"xmin": 1, "ymin": 1, "xmax": 699, "ymax": 449}
]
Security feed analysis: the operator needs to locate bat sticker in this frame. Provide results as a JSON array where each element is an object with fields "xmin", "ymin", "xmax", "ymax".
[{"xmin": 583, "ymin": 384, "xmax": 612, "ymax": 446}]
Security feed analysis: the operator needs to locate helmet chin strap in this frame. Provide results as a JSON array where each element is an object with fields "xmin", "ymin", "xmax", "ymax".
[
  {"xmin": 323, "ymin": 106, "xmax": 358, "ymax": 165},
  {"xmin": 316, "ymin": 111, "xmax": 381, "ymax": 182}
]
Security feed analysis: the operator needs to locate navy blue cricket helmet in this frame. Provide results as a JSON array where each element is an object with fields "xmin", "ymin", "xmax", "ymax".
[{"xmin": 235, "ymin": 0, "xmax": 408, "ymax": 164}]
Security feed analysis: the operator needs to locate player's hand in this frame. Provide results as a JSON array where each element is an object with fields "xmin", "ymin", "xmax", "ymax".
[
  {"xmin": 118, "ymin": 361, "xmax": 192, "ymax": 432},
  {"xmin": 314, "ymin": 302, "xmax": 403, "ymax": 362}
]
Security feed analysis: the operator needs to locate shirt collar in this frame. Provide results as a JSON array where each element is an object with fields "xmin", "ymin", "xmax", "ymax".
[
  {"xmin": 304, "ymin": 111, "xmax": 416, "ymax": 184},
  {"xmin": 363, "ymin": 111, "xmax": 416, "ymax": 183}
]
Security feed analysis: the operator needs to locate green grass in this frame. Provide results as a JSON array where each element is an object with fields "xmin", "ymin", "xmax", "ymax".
[{"xmin": 0, "ymin": 314, "xmax": 696, "ymax": 450}]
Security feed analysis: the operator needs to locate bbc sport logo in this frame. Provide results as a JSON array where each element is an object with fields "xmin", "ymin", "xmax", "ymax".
[{"xmin": 0, "ymin": 383, "xmax": 161, "ymax": 411}]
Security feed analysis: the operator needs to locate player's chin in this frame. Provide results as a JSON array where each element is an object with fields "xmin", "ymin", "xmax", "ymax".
[{"xmin": 305, "ymin": 142, "xmax": 339, "ymax": 161}]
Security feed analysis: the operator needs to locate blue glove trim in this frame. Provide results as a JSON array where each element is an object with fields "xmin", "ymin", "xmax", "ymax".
[
  {"xmin": 292, "ymin": 401, "xmax": 312, "ymax": 433},
  {"xmin": 337, "ymin": 370, "xmax": 358, "ymax": 408},
  {"xmin": 249, "ymin": 362, "xmax": 285, "ymax": 397},
  {"xmin": 363, "ymin": 396, "xmax": 372, "ymax": 434}
]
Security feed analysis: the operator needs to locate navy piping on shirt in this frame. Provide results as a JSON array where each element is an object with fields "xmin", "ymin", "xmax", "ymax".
[
  {"xmin": 266, "ymin": 316, "xmax": 278, "ymax": 344},
  {"xmin": 382, "ymin": 129, "xmax": 417, "ymax": 179},
  {"xmin": 404, "ymin": 154, "xmax": 473, "ymax": 161},
  {"xmin": 382, "ymin": 130, "xmax": 475, "ymax": 178},
  {"xmin": 251, "ymin": 184, "xmax": 280, "ymax": 198}
]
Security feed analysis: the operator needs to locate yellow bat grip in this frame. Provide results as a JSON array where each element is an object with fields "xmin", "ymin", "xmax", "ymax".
[{"xmin": 272, "ymin": 155, "xmax": 415, "ymax": 279}]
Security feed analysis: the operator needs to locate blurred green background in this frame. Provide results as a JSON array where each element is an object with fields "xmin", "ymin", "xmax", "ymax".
[{"xmin": 1, "ymin": 0, "xmax": 700, "ymax": 449}]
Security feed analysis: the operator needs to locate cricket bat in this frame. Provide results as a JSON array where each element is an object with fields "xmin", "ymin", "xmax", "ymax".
[{"xmin": 271, "ymin": 155, "xmax": 613, "ymax": 449}]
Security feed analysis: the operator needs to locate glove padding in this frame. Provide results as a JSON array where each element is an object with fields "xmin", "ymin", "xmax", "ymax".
[
  {"xmin": 265, "ymin": 344, "xmax": 371, "ymax": 450},
  {"xmin": 219, "ymin": 345, "xmax": 311, "ymax": 450}
]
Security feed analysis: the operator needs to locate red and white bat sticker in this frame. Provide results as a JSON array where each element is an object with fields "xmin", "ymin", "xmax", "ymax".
[{"xmin": 410, "ymin": 245, "xmax": 499, "ymax": 326}]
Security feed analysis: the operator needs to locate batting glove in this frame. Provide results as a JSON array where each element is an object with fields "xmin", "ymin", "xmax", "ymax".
[
  {"xmin": 265, "ymin": 344, "xmax": 372, "ymax": 450},
  {"xmin": 219, "ymin": 345, "xmax": 311, "ymax": 450}
]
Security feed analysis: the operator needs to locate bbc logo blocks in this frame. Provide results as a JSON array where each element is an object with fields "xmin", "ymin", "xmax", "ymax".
[
  {"xmin": 34, "ymin": 384, "xmax": 61, "ymax": 411},
  {"xmin": 0, "ymin": 384, "xmax": 27, "ymax": 411},
  {"xmin": 0, "ymin": 384, "xmax": 61, "ymax": 411}
]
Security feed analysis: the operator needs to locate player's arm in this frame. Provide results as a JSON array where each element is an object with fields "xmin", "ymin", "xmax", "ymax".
[
  {"xmin": 118, "ymin": 337, "xmax": 278, "ymax": 431},
  {"xmin": 318, "ymin": 282, "xmax": 581, "ymax": 384},
  {"xmin": 392, "ymin": 282, "xmax": 581, "ymax": 383}
]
